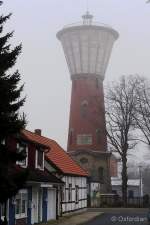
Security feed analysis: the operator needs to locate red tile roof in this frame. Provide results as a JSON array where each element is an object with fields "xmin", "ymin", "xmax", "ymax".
[
  {"xmin": 21, "ymin": 130, "xmax": 88, "ymax": 177},
  {"xmin": 21, "ymin": 130, "xmax": 50, "ymax": 150}
]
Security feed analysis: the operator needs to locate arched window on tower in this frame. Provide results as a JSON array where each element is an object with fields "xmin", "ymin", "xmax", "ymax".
[
  {"xmin": 96, "ymin": 129, "xmax": 101, "ymax": 144},
  {"xmin": 96, "ymin": 78, "xmax": 99, "ymax": 88},
  {"xmin": 80, "ymin": 157, "xmax": 88, "ymax": 164},
  {"xmin": 80, "ymin": 100, "xmax": 88, "ymax": 118},
  {"xmin": 98, "ymin": 167, "xmax": 104, "ymax": 183},
  {"xmin": 69, "ymin": 129, "xmax": 74, "ymax": 145}
]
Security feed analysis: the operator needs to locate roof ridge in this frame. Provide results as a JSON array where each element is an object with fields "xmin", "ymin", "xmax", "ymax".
[{"xmin": 23, "ymin": 129, "xmax": 56, "ymax": 142}]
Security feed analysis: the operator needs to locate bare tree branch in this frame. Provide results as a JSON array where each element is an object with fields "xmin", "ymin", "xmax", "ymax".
[
  {"xmin": 105, "ymin": 75, "xmax": 141, "ymax": 206},
  {"xmin": 133, "ymin": 76, "xmax": 150, "ymax": 145}
]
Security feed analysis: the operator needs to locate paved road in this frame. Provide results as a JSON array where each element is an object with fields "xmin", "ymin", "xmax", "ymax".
[{"xmin": 85, "ymin": 209, "xmax": 149, "ymax": 225}]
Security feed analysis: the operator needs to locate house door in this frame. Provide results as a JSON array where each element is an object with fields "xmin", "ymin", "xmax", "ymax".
[
  {"xmin": 31, "ymin": 187, "xmax": 43, "ymax": 224},
  {"xmin": 38, "ymin": 189, "xmax": 43, "ymax": 222},
  {"xmin": 31, "ymin": 188, "xmax": 38, "ymax": 224},
  {"xmin": 47, "ymin": 189, "xmax": 56, "ymax": 220}
]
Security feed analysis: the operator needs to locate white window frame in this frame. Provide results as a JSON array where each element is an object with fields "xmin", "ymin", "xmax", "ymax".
[
  {"xmin": 68, "ymin": 184, "xmax": 72, "ymax": 202},
  {"xmin": 1, "ymin": 139, "xmax": 5, "ymax": 145},
  {"xmin": 35, "ymin": 148, "xmax": 44, "ymax": 170},
  {"xmin": 15, "ymin": 189, "xmax": 27, "ymax": 219},
  {"xmin": 77, "ymin": 134, "xmax": 92, "ymax": 145},
  {"xmin": 61, "ymin": 186, "xmax": 65, "ymax": 202},
  {"xmin": 75, "ymin": 185, "xmax": 79, "ymax": 204},
  {"xmin": 16, "ymin": 143, "xmax": 28, "ymax": 168},
  {"xmin": 0, "ymin": 201, "xmax": 9, "ymax": 220}
]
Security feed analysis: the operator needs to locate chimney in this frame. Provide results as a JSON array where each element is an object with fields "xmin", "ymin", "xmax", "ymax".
[{"xmin": 34, "ymin": 129, "xmax": 42, "ymax": 136}]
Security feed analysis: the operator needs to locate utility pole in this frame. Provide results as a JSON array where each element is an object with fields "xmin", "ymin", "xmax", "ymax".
[
  {"xmin": 139, "ymin": 165, "xmax": 143, "ymax": 207},
  {"xmin": 139, "ymin": 165, "xmax": 142, "ymax": 197}
]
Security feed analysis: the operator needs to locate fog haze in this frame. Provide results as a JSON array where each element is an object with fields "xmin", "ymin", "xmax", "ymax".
[{"xmin": 3, "ymin": 0, "xmax": 150, "ymax": 149}]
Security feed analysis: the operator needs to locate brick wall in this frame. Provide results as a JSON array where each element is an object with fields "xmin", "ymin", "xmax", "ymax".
[
  {"xmin": 110, "ymin": 156, "xmax": 118, "ymax": 177},
  {"xmin": 67, "ymin": 75, "xmax": 107, "ymax": 152}
]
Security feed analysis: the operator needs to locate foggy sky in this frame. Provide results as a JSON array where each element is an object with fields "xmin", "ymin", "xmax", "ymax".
[{"xmin": 2, "ymin": 0, "xmax": 150, "ymax": 152}]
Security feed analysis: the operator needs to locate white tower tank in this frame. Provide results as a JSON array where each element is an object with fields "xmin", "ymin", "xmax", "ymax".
[{"xmin": 57, "ymin": 11, "xmax": 119, "ymax": 80}]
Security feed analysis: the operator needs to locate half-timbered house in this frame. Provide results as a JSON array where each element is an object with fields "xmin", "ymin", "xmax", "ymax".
[{"xmin": 0, "ymin": 129, "xmax": 63, "ymax": 225}]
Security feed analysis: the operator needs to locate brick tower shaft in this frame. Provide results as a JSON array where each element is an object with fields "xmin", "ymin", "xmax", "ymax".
[{"xmin": 68, "ymin": 74, "xmax": 107, "ymax": 152}]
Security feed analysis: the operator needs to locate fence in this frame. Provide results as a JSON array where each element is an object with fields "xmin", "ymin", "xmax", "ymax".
[{"xmin": 90, "ymin": 195, "xmax": 149, "ymax": 208}]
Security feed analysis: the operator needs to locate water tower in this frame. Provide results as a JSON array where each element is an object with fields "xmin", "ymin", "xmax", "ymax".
[{"xmin": 57, "ymin": 12, "xmax": 119, "ymax": 193}]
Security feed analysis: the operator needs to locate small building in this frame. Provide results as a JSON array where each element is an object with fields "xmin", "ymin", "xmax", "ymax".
[
  {"xmin": 45, "ymin": 140, "xmax": 89, "ymax": 215},
  {"xmin": 0, "ymin": 129, "xmax": 63, "ymax": 225},
  {"xmin": 110, "ymin": 154, "xmax": 143, "ymax": 198},
  {"xmin": 21, "ymin": 129, "xmax": 89, "ymax": 215},
  {"xmin": 111, "ymin": 177, "xmax": 143, "ymax": 198}
]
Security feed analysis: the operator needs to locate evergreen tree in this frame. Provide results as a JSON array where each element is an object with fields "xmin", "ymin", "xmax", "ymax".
[{"xmin": 0, "ymin": 1, "xmax": 28, "ymax": 219}]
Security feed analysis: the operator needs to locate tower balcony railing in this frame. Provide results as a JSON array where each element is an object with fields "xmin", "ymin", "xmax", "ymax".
[{"xmin": 63, "ymin": 21, "xmax": 112, "ymax": 29}]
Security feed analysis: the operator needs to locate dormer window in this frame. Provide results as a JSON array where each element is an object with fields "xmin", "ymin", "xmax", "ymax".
[
  {"xmin": 35, "ymin": 148, "xmax": 44, "ymax": 170},
  {"xmin": 16, "ymin": 142, "xmax": 28, "ymax": 167}
]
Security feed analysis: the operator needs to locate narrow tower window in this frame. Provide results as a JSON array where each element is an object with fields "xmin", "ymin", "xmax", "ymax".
[
  {"xmin": 80, "ymin": 100, "xmax": 88, "ymax": 118},
  {"xmin": 96, "ymin": 78, "xmax": 99, "ymax": 88},
  {"xmin": 69, "ymin": 129, "xmax": 73, "ymax": 145},
  {"xmin": 98, "ymin": 167, "xmax": 104, "ymax": 182},
  {"xmin": 73, "ymin": 80, "xmax": 77, "ymax": 90},
  {"xmin": 96, "ymin": 129, "xmax": 101, "ymax": 144}
]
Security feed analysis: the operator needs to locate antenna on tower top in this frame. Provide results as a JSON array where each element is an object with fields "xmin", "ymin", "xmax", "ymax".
[
  {"xmin": 86, "ymin": 0, "xmax": 89, "ymax": 12},
  {"xmin": 82, "ymin": 0, "xmax": 93, "ymax": 25}
]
